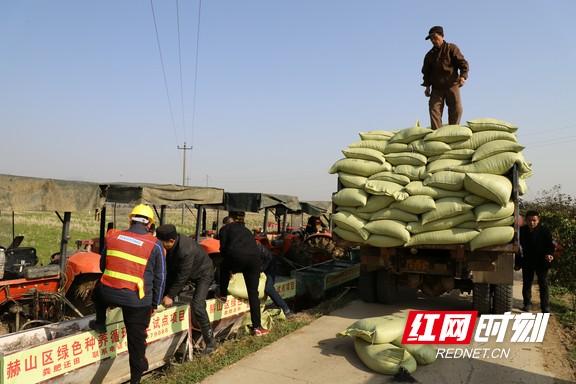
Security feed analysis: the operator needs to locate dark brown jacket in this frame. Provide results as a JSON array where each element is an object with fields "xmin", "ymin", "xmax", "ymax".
[{"xmin": 421, "ymin": 41, "xmax": 469, "ymax": 89}]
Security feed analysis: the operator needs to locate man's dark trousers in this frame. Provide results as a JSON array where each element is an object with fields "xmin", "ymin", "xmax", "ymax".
[
  {"xmin": 122, "ymin": 306, "xmax": 152, "ymax": 384},
  {"xmin": 522, "ymin": 265, "xmax": 550, "ymax": 312},
  {"xmin": 190, "ymin": 270, "xmax": 213, "ymax": 340},
  {"xmin": 429, "ymin": 84, "xmax": 462, "ymax": 129}
]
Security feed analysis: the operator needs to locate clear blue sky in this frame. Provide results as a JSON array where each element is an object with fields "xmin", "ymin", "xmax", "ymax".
[{"xmin": 1, "ymin": 1, "xmax": 574, "ymax": 201}]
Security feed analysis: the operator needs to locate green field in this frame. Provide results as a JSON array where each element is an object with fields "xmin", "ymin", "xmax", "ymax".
[{"xmin": 0, "ymin": 207, "xmax": 305, "ymax": 265}]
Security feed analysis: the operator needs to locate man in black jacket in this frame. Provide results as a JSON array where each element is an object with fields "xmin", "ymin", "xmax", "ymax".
[
  {"xmin": 156, "ymin": 224, "xmax": 216, "ymax": 354},
  {"xmin": 218, "ymin": 216, "xmax": 269, "ymax": 336},
  {"xmin": 519, "ymin": 210, "xmax": 555, "ymax": 313}
]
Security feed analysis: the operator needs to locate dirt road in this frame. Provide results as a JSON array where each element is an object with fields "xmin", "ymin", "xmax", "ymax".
[{"xmin": 202, "ymin": 276, "xmax": 575, "ymax": 384}]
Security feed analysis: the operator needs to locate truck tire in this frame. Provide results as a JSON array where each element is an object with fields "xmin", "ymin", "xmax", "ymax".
[
  {"xmin": 376, "ymin": 269, "xmax": 397, "ymax": 305},
  {"xmin": 473, "ymin": 283, "xmax": 491, "ymax": 314},
  {"xmin": 359, "ymin": 269, "xmax": 377, "ymax": 303},
  {"xmin": 492, "ymin": 284, "xmax": 513, "ymax": 314}
]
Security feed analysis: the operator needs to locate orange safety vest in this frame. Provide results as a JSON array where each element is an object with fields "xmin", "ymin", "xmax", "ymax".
[{"xmin": 100, "ymin": 229, "xmax": 158, "ymax": 299}]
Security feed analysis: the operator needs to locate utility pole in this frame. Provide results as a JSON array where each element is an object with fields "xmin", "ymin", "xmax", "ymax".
[
  {"xmin": 177, "ymin": 142, "xmax": 193, "ymax": 186},
  {"xmin": 177, "ymin": 142, "xmax": 193, "ymax": 224}
]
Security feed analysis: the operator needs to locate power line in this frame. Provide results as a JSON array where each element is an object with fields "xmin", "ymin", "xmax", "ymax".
[
  {"xmin": 189, "ymin": 0, "xmax": 203, "ymax": 146},
  {"xmin": 150, "ymin": 0, "xmax": 179, "ymax": 142},
  {"xmin": 176, "ymin": 0, "xmax": 186, "ymax": 139}
]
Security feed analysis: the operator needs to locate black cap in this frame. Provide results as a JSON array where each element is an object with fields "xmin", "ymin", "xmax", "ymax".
[
  {"xmin": 425, "ymin": 26, "xmax": 444, "ymax": 40},
  {"xmin": 156, "ymin": 224, "xmax": 178, "ymax": 241}
]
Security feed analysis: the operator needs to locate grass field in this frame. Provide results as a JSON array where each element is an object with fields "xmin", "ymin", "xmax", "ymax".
[{"xmin": 0, "ymin": 206, "xmax": 306, "ymax": 265}]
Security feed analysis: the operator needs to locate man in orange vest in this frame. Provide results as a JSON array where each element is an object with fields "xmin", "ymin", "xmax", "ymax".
[{"xmin": 90, "ymin": 204, "xmax": 166, "ymax": 384}]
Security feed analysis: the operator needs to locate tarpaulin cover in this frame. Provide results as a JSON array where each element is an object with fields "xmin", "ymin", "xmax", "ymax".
[
  {"xmin": 300, "ymin": 201, "xmax": 332, "ymax": 216},
  {"xmin": 0, "ymin": 174, "xmax": 104, "ymax": 212},
  {"xmin": 224, "ymin": 192, "xmax": 301, "ymax": 213},
  {"xmin": 102, "ymin": 183, "xmax": 224, "ymax": 206}
]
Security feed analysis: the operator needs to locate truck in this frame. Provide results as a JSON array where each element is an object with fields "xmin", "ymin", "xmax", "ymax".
[{"xmin": 334, "ymin": 166, "xmax": 521, "ymax": 314}]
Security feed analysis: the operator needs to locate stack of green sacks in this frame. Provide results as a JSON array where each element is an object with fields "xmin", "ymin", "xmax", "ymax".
[
  {"xmin": 337, "ymin": 312, "xmax": 437, "ymax": 375},
  {"xmin": 329, "ymin": 118, "xmax": 531, "ymax": 250}
]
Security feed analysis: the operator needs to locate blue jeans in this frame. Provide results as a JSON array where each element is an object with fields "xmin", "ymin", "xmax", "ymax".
[{"xmin": 265, "ymin": 273, "xmax": 290, "ymax": 314}]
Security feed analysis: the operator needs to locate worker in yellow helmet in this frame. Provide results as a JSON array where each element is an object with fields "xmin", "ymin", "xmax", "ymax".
[{"xmin": 90, "ymin": 204, "xmax": 166, "ymax": 384}]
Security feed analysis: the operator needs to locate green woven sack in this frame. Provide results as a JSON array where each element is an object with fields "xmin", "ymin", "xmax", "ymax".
[
  {"xmin": 369, "ymin": 171, "xmax": 411, "ymax": 186},
  {"xmin": 367, "ymin": 235, "xmax": 406, "ymax": 247},
  {"xmin": 406, "ymin": 228, "xmax": 479, "ymax": 246},
  {"xmin": 383, "ymin": 143, "xmax": 409, "ymax": 154},
  {"xmin": 464, "ymin": 194, "xmax": 490, "ymax": 206},
  {"xmin": 421, "ymin": 197, "xmax": 474, "ymax": 225},
  {"xmin": 466, "ymin": 118, "xmax": 518, "ymax": 132},
  {"xmin": 451, "ymin": 130, "xmax": 518, "ymax": 150},
  {"xmin": 407, "ymin": 211, "xmax": 476, "ymax": 234},
  {"xmin": 409, "ymin": 139, "xmax": 451, "ymax": 156},
  {"xmin": 357, "ymin": 195, "xmax": 395, "ymax": 213},
  {"xmin": 472, "ymin": 140, "xmax": 525, "ymax": 162},
  {"xmin": 339, "ymin": 173, "xmax": 368, "ymax": 189},
  {"xmin": 338, "ymin": 314, "xmax": 408, "ymax": 343},
  {"xmin": 348, "ymin": 140, "xmax": 388, "ymax": 152},
  {"xmin": 365, "ymin": 220, "xmax": 411, "ymax": 242},
  {"xmin": 389, "ymin": 126, "xmax": 433, "ymax": 144},
  {"xmin": 228, "ymin": 272, "xmax": 267, "ymax": 299},
  {"xmin": 354, "ymin": 340, "xmax": 417, "ymax": 375},
  {"xmin": 332, "ymin": 211, "xmax": 369, "ymax": 240},
  {"xmin": 343, "ymin": 147, "xmax": 386, "ymax": 164},
  {"xmin": 391, "ymin": 195, "xmax": 437, "ymax": 215},
  {"xmin": 332, "ymin": 188, "xmax": 368, "ymax": 207},
  {"xmin": 429, "ymin": 149, "xmax": 474, "ymax": 161},
  {"xmin": 336, "ymin": 207, "xmax": 372, "ymax": 220},
  {"xmin": 469, "ymin": 226, "xmax": 515, "ymax": 251},
  {"xmin": 333, "ymin": 226, "xmax": 366, "ymax": 242},
  {"xmin": 364, "ymin": 180, "xmax": 404, "ymax": 197},
  {"xmin": 385, "ymin": 152, "xmax": 428, "ymax": 166},
  {"xmin": 477, "ymin": 216, "xmax": 515, "ymax": 228},
  {"xmin": 359, "ymin": 130, "xmax": 395, "ymax": 141},
  {"xmin": 464, "ymin": 173, "xmax": 512, "ymax": 207},
  {"xmin": 424, "ymin": 124, "xmax": 472, "ymax": 143},
  {"xmin": 371, "ymin": 208, "xmax": 419, "ymax": 222},
  {"xmin": 404, "ymin": 181, "xmax": 468, "ymax": 199},
  {"xmin": 329, "ymin": 158, "xmax": 392, "ymax": 177},
  {"xmin": 394, "ymin": 165, "xmax": 427, "ymax": 181},
  {"xmin": 475, "ymin": 201, "xmax": 515, "ymax": 221},
  {"xmin": 427, "ymin": 159, "xmax": 468, "ymax": 174},
  {"xmin": 423, "ymin": 171, "xmax": 466, "ymax": 191},
  {"xmin": 391, "ymin": 337, "xmax": 437, "ymax": 365}
]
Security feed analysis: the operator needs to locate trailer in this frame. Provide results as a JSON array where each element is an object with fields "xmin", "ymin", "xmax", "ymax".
[{"xmin": 335, "ymin": 166, "xmax": 521, "ymax": 314}]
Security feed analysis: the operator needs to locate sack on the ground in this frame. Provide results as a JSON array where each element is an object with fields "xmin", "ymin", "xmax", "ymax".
[
  {"xmin": 354, "ymin": 339, "xmax": 417, "ymax": 375},
  {"xmin": 391, "ymin": 337, "xmax": 437, "ymax": 365},
  {"xmin": 338, "ymin": 314, "xmax": 407, "ymax": 344}
]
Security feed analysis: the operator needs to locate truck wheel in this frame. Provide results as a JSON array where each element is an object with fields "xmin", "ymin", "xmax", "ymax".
[
  {"xmin": 376, "ymin": 269, "xmax": 397, "ymax": 305},
  {"xmin": 492, "ymin": 284, "xmax": 513, "ymax": 314},
  {"xmin": 473, "ymin": 283, "xmax": 491, "ymax": 314},
  {"xmin": 359, "ymin": 269, "xmax": 377, "ymax": 303}
]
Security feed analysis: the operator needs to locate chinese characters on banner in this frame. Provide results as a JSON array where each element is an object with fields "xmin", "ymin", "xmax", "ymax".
[{"xmin": 1, "ymin": 305, "xmax": 189, "ymax": 384}]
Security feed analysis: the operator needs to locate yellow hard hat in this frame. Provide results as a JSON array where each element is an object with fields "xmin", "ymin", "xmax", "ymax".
[{"xmin": 129, "ymin": 204, "xmax": 155, "ymax": 224}]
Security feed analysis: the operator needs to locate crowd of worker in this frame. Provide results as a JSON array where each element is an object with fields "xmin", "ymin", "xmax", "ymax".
[{"xmin": 89, "ymin": 204, "xmax": 295, "ymax": 384}]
